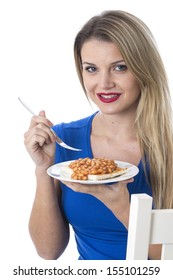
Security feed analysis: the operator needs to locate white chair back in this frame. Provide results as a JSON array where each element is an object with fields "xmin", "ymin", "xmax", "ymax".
[{"xmin": 126, "ymin": 193, "xmax": 173, "ymax": 260}]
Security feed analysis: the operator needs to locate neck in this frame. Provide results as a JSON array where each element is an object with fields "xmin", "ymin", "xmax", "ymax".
[{"xmin": 95, "ymin": 111, "xmax": 137, "ymax": 138}]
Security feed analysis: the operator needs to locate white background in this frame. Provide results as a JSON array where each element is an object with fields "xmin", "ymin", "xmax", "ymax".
[{"xmin": 1, "ymin": 0, "xmax": 173, "ymax": 276}]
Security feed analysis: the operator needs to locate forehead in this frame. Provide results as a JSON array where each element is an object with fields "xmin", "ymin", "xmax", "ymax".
[{"xmin": 81, "ymin": 39, "xmax": 123, "ymax": 62}]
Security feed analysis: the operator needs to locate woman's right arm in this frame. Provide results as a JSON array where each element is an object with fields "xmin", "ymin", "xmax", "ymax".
[{"xmin": 24, "ymin": 111, "xmax": 69, "ymax": 260}]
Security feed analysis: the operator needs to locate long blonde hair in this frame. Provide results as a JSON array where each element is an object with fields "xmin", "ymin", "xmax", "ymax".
[{"xmin": 74, "ymin": 10, "xmax": 173, "ymax": 209}]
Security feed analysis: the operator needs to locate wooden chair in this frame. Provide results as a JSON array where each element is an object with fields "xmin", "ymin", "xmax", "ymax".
[{"xmin": 126, "ymin": 193, "xmax": 173, "ymax": 260}]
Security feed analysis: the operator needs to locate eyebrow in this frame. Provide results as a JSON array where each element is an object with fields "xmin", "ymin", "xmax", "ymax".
[{"xmin": 82, "ymin": 60, "xmax": 125, "ymax": 66}]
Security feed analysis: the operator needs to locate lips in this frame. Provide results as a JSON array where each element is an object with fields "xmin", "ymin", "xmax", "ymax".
[{"xmin": 97, "ymin": 92, "xmax": 122, "ymax": 103}]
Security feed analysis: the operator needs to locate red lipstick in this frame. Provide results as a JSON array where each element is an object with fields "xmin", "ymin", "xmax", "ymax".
[{"xmin": 97, "ymin": 92, "xmax": 122, "ymax": 103}]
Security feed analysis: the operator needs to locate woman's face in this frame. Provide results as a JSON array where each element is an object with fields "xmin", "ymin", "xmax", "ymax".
[{"xmin": 81, "ymin": 39, "xmax": 141, "ymax": 116}]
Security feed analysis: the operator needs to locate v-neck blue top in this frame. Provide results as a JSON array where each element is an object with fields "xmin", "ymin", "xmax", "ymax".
[{"xmin": 52, "ymin": 113, "xmax": 152, "ymax": 260}]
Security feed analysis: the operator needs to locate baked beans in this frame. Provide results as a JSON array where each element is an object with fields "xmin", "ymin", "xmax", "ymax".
[{"xmin": 69, "ymin": 157, "xmax": 117, "ymax": 180}]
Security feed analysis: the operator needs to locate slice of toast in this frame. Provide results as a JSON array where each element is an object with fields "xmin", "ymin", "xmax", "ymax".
[
  {"xmin": 60, "ymin": 165, "xmax": 73, "ymax": 178},
  {"xmin": 60, "ymin": 165, "xmax": 127, "ymax": 181},
  {"xmin": 88, "ymin": 167, "xmax": 127, "ymax": 181}
]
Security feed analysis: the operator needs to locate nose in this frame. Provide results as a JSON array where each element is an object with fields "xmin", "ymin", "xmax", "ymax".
[{"xmin": 99, "ymin": 71, "xmax": 115, "ymax": 89}]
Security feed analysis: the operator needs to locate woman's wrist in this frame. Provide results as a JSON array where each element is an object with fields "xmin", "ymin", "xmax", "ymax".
[
  {"xmin": 35, "ymin": 166, "xmax": 51, "ymax": 178},
  {"xmin": 35, "ymin": 166, "xmax": 57, "ymax": 194}
]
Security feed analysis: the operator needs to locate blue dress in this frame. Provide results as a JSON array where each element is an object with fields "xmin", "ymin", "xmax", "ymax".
[{"xmin": 52, "ymin": 112, "xmax": 152, "ymax": 260}]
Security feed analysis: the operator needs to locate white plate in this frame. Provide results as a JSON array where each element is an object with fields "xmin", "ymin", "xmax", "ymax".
[{"xmin": 47, "ymin": 160, "xmax": 139, "ymax": 185}]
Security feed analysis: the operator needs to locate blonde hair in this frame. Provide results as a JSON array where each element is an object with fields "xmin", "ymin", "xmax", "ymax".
[{"xmin": 74, "ymin": 10, "xmax": 173, "ymax": 209}]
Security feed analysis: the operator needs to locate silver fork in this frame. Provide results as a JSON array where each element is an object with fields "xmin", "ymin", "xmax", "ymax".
[{"xmin": 18, "ymin": 97, "xmax": 82, "ymax": 151}]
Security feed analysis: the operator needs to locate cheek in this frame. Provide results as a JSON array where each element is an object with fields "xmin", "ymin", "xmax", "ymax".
[
  {"xmin": 133, "ymin": 83, "xmax": 141, "ymax": 99},
  {"xmin": 83, "ymin": 76, "xmax": 94, "ymax": 93},
  {"xmin": 126, "ymin": 77, "xmax": 141, "ymax": 97}
]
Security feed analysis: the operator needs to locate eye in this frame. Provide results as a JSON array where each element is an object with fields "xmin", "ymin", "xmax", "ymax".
[
  {"xmin": 114, "ymin": 64, "xmax": 127, "ymax": 72},
  {"xmin": 84, "ymin": 66, "xmax": 97, "ymax": 73}
]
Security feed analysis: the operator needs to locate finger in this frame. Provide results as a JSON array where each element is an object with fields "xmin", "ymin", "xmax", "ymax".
[
  {"xmin": 120, "ymin": 177, "xmax": 134, "ymax": 184},
  {"xmin": 39, "ymin": 110, "xmax": 46, "ymax": 117},
  {"xmin": 29, "ymin": 134, "xmax": 48, "ymax": 148},
  {"xmin": 60, "ymin": 181, "xmax": 79, "ymax": 191},
  {"xmin": 35, "ymin": 123, "xmax": 56, "ymax": 142},
  {"xmin": 60, "ymin": 181, "xmax": 91, "ymax": 193},
  {"xmin": 107, "ymin": 178, "xmax": 134, "ymax": 191},
  {"xmin": 29, "ymin": 111, "xmax": 53, "ymax": 129},
  {"xmin": 26, "ymin": 125, "xmax": 55, "ymax": 146}
]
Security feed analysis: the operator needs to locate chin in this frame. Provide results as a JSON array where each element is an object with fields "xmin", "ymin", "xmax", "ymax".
[{"xmin": 99, "ymin": 107, "xmax": 120, "ymax": 115}]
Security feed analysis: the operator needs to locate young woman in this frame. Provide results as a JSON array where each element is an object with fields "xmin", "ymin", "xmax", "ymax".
[{"xmin": 24, "ymin": 10, "xmax": 173, "ymax": 260}]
